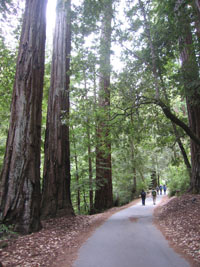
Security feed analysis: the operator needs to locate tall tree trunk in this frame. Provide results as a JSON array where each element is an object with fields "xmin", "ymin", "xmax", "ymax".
[
  {"xmin": 157, "ymin": 175, "xmax": 160, "ymax": 187},
  {"xmin": 41, "ymin": 0, "xmax": 74, "ymax": 217},
  {"xmin": 177, "ymin": 2, "xmax": 200, "ymax": 192},
  {"xmin": 83, "ymin": 70, "xmax": 94, "ymax": 214},
  {"xmin": 72, "ymin": 126, "xmax": 80, "ymax": 214},
  {"xmin": 133, "ymin": 168, "xmax": 137, "ymax": 194},
  {"xmin": 86, "ymin": 90, "xmax": 94, "ymax": 213},
  {"xmin": 83, "ymin": 185, "xmax": 88, "ymax": 212},
  {"xmin": 94, "ymin": 0, "xmax": 113, "ymax": 211},
  {"xmin": 87, "ymin": 113, "xmax": 94, "ymax": 214},
  {"xmin": 0, "ymin": 0, "xmax": 47, "ymax": 234},
  {"xmin": 130, "ymin": 113, "xmax": 137, "ymax": 195}
]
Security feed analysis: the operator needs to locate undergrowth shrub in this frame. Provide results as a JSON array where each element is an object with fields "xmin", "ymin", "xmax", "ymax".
[{"xmin": 167, "ymin": 165, "xmax": 190, "ymax": 196}]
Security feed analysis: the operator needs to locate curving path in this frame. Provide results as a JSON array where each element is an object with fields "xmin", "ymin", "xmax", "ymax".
[{"xmin": 73, "ymin": 194, "xmax": 190, "ymax": 267}]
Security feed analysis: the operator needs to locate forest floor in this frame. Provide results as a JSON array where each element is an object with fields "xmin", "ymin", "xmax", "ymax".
[
  {"xmin": 154, "ymin": 193, "xmax": 200, "ymax": 267},
  {"xmin": 0, "ymin": 194, "xmax": 200, "ymax": 267}
]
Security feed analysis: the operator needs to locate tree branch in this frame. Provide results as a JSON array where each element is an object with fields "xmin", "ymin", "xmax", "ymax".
[
  {"xmin": 111, "ymin": 96, "xmax": 200, "ymax": 146},
  {"xmin": 154, "ymin": 99, "xmax": 200, "ymax": 146}
]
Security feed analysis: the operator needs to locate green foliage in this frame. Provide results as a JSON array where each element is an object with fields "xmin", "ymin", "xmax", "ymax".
[
  {"xmin": 0, "ymin": 37, "xmax": 17, "ymax": 169},
  {"xmin": 166, "ymin": 165, "xmax": 190, "ymax": 196},
  {"xmin": 0, "ymin": 0, "xmax": 196, "ymax": 217},
  {"xmin": 0, "ymin": 0, "xmax": 16, "ymax": 21},
  {"xmin": 0, "ymin": 1, "xmax": 22, "ymax": 170},
  {"xmin": 0, "ymin": 0, "xmax": 23, "ymax": 46},
  {"xmin": 0, "ymin": 223, "xmax": 18, "ymax": 240}
]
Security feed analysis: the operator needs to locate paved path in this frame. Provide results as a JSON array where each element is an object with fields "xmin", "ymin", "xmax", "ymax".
[{"xmin": 74, "ymin": 194, "xmax": 190, "ymax": 267}]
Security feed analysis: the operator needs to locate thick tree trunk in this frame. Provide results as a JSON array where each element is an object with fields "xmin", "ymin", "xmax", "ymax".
[
  {"xmin": 0, "ymin": 0, "xmax": 47, "ymax": 233},
  {"xmin": 178, "ymin": 3, "xmax": 200, "ymax": 192},
  {"xmin": 187, "ymin": 107, "xmax": 200, "ymax": 193},
  {"xmin": 95, "ymin": 0, "xmax": 113, "ymax": 211},
  {"xmin": 41, "ymin": 0, "xmax": 74, "ymax": 218}
]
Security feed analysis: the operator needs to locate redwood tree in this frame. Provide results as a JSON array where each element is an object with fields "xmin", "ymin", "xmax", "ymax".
[
  {"xmin": 41, "ymin": 0, "xmax": 74, "ymax": 218},
  {"xmin": 177, "ymin": 2, "xmax": 200, "ymax": 192},
  {"xmin": 94, "ymin": 0, "xmax": 113, "ymax": 211},
  {"xmin": 0, "ymin": 0, "xmax": 47, "ymax": 233}
]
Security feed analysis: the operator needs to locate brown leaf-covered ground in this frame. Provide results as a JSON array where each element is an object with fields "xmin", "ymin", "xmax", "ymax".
[
  {"xmin": 0, "ymin": 195, "xmax": 199, "ymax": 267},
  {"xmin": 0, "ymin": 214, "xmax": 106, "ymax": 267},
  {"xmin": 154, "ymin": 194, "xmax": 200, "ymax": 267},
  {"xmin": 0, "ymin": 200, "xmax": 139, "ymax": 267}
]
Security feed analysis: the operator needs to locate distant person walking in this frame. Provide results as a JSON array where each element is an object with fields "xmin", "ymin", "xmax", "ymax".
[
  {"xmin": 141, "ymin": 189, "xmax": 146, "ymax": 206},
  {"xmin": 163, "ymin": 184, "xmax": 167, "ymax": 195},
  {"xmin": 159, "ymin": 185, "xmax": 163, "ymax": 195},
  {"xmin": 152, "ymin": 189, "xmax": 157, "ymax": 205}
]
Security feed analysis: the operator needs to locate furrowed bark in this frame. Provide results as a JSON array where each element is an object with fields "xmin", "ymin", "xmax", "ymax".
[
  {"xmin": 95, "ymin": 0, "xmax": 113, "ymax": 211},
  {"xmin": 177, "ymin": 2, "xmax": 200, "ymax": 192},
  {"xmin": 0, "ymin": 0, "xmax": 47, "ymax": 234},
  {"xmin": 41, "ymin": 0, "xmax": 74, "ymax": 218}
]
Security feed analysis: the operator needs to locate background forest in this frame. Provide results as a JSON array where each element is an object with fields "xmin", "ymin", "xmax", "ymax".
[{"xmin": 0, "ymin": 0, "xmax": 199, "ymax": 234}]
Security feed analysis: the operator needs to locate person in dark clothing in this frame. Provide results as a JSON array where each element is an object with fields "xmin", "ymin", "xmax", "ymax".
[
  {"xmin": 152, "ymin": 189, "xmax": 157, "ymax": 205},
  {"xmin": 141, "ymin": 189, "xmax": 146, "ymax": 205},
  {"xmin": 163, "ymin": 184, "xmax": 167, "ymax": 195},
  {"xmin": 159, "ymin": 185, "xmax": 163, "ymax": 195}
]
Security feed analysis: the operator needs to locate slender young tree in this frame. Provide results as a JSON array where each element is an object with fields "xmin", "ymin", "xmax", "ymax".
[
  {"xmin": 87, "ymin": 115, "xmax": 94, "ymax": 213},
  {"xmin": 94, "ymin": 0, "xmax": 113, "ymax": 211},
  {"xmin": 0, "ymin": 0, "xmax": 47, "ymax": 233},
  {"xmin": 130, "ymin": 114, "xmax": 137, "ymax": 194},
  {"xmin": 71, "ymin": 126, "xmax": 81, "ymax": 214},
  {"xmin": 41, "ymin": 0, "xmax": 74, "ymax": 218}
]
